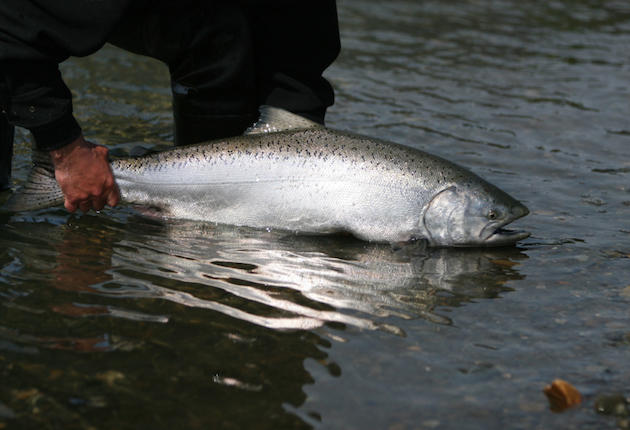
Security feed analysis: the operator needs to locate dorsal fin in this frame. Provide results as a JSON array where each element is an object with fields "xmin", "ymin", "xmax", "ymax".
[{"xmin": 244, "ymin": 105, "xmax": 322, "ymax": 135}]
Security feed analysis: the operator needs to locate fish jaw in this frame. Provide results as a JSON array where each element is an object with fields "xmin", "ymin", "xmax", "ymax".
[
  {"xmin": 480, "ymin": 203, "xmax": 530, "ymax": 246},
  {"xmin": 481, "ymin": 228, "xmax": 530, "ymax": 246}
]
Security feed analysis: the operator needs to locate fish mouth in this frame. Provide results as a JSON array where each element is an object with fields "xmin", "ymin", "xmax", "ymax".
[
  {"xmin": 481, "ymin": 205, "xmax": 530, "ymax": 246},
  {"xmin": 483, "ymin": 227, "xmax": 530, "ymax": 246}
]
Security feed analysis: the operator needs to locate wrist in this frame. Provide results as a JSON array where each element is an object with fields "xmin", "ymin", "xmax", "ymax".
[{"xmin": 49, "ymin": 135, "xmax": 90, "ymax": 167}]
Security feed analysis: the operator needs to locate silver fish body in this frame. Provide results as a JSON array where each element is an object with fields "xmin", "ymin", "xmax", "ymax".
[
  {"xmin": 110, "ymin": 127, "xmax": 529, "ymax": 246},
  {"xmin": 3, "ymin": 106, "xmax": 529, "ymax": 246}
]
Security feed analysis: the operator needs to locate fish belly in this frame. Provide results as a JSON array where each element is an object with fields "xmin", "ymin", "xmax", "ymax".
[{"xmin": 117, "ymin": 175, "xmax": 422, "ymax": 242}]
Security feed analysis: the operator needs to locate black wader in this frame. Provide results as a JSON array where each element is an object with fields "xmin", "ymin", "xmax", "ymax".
[{"xmin": 109, "ymin": 1, "xmax": 339, "ymax": 145}]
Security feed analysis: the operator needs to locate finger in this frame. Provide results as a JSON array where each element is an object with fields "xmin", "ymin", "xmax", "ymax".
[
  {"xmin": 106, "ymin": 186, "xmax": 120, "ymax": 207},
  {"xmin": 65, "ymin": 199, "xmax": 78, "ymax": 213},
  {"xmin": 79, "ymin": 200, "xmax": 92, "ymax": 213},
  {"xmin": 92, "ymin": 196, "xmax": 106, "ymax": 211}
]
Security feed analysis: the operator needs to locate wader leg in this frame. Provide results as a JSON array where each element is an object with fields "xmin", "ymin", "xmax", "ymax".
[
  {"xmin": 109, "ymin": 1, "xmax": 339, "ymax": 146},
  {"xmin": 251, "ymin": 0, "xmax": 340, "ymax": 125},
  {"xmin": 0, "ymin": 114, "xmax": 14, "ymax": 191},
  {"xmin": 168, "ymin": 3, "xmax": 259, "ymax": 145},
  {"xmin": 109, "ymin": 1, "xmax": 258, "ymax": 146},
  {"xmin": 169, "ymin": 0, "xmax": 340, "ymax": 144}
]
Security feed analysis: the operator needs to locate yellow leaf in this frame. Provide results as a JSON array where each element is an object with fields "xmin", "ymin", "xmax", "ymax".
[{"xmin": 543, "ymin": 379, "xmax": 582, "ymax": 412}]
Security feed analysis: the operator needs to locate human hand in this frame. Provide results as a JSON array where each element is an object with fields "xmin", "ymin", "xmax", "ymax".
[{"xmin": 50, "ymin": 135, "xmax": 120, "ymax": 212}]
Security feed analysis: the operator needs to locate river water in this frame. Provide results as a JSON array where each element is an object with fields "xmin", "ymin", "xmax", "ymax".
[{"xmin": 2, "ymin": 1, "xmax": 630, "ymax": 429}]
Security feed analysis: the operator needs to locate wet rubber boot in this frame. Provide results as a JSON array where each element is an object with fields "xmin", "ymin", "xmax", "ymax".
[{"xmin": 0, "ymin": 115, "xmax": 14, "ymax": 191}]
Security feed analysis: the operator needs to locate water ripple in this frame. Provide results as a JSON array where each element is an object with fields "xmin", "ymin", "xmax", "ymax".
[{"xmin": 67, "ymin": 221, "xmax": 527, "ymax": 335}]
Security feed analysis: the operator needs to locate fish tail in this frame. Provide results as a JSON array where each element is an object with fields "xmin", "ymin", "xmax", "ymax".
[{"xmin": 2, "ymin": 151, "xmax": 64, "ymax": 212}]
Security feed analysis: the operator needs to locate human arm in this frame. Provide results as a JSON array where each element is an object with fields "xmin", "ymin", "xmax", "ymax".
[{"xmin": 0, "ymin": 1, "xmax": 131, "ymax": 211}]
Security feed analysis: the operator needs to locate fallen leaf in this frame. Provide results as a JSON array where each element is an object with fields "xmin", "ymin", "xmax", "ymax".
[{"xmin": 543, "ymin": 379, "xmax": 582, "ymax": 412}]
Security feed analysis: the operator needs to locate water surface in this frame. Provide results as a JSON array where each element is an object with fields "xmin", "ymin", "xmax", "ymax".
[{"xmin": 2, "ymin": 1, "xmax": 630, "ymax": 428}]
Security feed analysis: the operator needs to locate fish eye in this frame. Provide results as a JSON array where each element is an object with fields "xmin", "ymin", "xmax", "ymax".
[{"xmin": 487, "ymin": 210, "xmax": 499, "ymax": 220}]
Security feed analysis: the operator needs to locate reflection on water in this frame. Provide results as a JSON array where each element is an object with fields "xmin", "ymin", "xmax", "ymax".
[
  {"xmin": 57, "ymin": 216, "xmax": 527, "ymax": 335},
  {"xmin": 0, "ymin": 213, "xmax": 527, "ymax": 428},
  {"xmin": 3, "ymin": 213, "xmax": 528, "ymax": 334}
]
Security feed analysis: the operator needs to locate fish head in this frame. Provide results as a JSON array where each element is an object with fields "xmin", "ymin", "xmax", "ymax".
[{"xmin": 423, "ymin": 185, "xmax": 529, "ymax": 247}]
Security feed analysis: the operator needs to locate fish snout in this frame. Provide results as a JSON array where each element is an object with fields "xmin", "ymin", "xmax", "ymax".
[{"xmin": 511, "ymin": 203, "xmax": 529, "ymax": 220}]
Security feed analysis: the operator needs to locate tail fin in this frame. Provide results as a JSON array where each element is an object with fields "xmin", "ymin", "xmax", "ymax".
[{"xmin": 2, "ymin": 151, "xmax": 64, "ymax": 212}]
